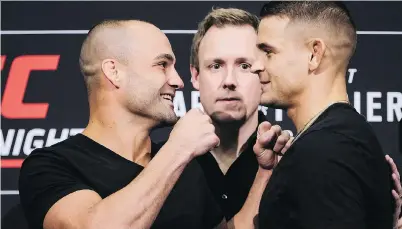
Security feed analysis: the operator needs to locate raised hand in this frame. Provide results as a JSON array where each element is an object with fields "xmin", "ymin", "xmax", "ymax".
[
  {"xmin": 253, "ymin": 121, "xmax": 292, "ymax": 170},
  {"xmin": 167, "ymin": 108, "xmax": 220, "ymax": 158}
]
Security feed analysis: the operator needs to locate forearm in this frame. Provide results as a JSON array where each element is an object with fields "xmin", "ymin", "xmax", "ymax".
[
  {"xmin": 87, "ymin": 144, "xmax": 192, "ymax": 229},
  {"xmin": 230, "ymin": 168, "xmax": 272, "ymax": 229}
]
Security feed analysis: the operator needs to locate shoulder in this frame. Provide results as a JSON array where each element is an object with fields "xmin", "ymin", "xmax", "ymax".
[
  {"xmin": 289, "ymin": 128, "xmax": 389, "ymax": 186},
  {"xmin": 309, "ymin": 104, "xmax": 381, "ymax": 146},
  {"xmin": 21, "ymin": 135, "xmax": 81, "ymax": 171},
  {"xmin": 294, "ymin": 129, "xmax": 355, "ymax": 157},
  {"xmin": 294, "ymin": 104, "xmax": 384, "ymax": 161},
  {"xmin": 289, "ymin": 129, "xmax": 367, "ymax": 175}
]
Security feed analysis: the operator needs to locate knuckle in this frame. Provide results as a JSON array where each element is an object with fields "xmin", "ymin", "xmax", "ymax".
[
  {"xmin": 253, "ymin": 144, "xmax": 261, "ymax": 153},
  {"xmin": 273, "ymin": 125, "xmax": 282, "ymax": 132},
  {"xmin": 277, "ymin": 136, "xmax": 287, "ymax": 145},
  {"xmin": 282, "ymin": 130, "xmax": 291, "ymax": 137}
]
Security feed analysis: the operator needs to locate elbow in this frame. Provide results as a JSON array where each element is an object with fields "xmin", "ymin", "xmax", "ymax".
[{"xmin": 85, "ymin": 211, "xmax": 131, "ymax": 229}]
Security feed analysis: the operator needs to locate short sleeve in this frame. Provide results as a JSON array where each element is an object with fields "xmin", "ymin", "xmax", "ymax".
[
  {"xmin": 19, "ymin": 149, "xmax": 94, "ymax": 229},
  {"xmin": 290, "ymin": 130, "xmax": 382, "ymax": 229}
]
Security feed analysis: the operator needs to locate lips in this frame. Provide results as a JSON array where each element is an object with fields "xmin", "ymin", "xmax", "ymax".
[
  {"xmin": 218, "ymin": 98, "xmax": 240, "ymax": 101},
  {"xmin": 161, "ymin": 93, "xmax": 174, "ymax": 102},
  {"xmin": 216, "ymin": 97, "xmax": 241, "ymax": 102}
]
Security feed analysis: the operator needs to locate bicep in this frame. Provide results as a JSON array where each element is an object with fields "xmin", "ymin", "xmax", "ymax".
[
  {"xmin": 19, "ymin": 152, "xmax": 97, "ymax": 229},
  {"xmin": 44, "ymin": 189, "xmax": 101, "ymax": 229}
]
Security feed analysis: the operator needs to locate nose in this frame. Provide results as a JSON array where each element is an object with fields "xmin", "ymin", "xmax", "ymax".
[
  {"xmin": 168, "ymin": 68, "xmax": 184, "ymax": 90},
  {"xmin": 250, "ymin": 56, "xmax": 265, "ymax": 75},
  {"xmin": 222, "ymin": 68, "xmax": 238, "ymax": 90},
  {"xmin": 251, "ymin": 54, "xmax": 269, "ymax": 84}
]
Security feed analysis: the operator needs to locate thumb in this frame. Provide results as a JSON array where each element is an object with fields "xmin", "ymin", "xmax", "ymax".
[{"xmin": 253, "ymin": 140, "xmax": 267, "ymax": 157}]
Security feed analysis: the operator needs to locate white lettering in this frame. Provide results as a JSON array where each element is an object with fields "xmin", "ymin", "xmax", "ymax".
[
  {"xmin": 191, "ymin": 91, "xmax": 203, "ymax": 110},
  {"xmin": 387, "ymin": 92, "xmax": 402, "ymax": 122},
  {"xmin": 69, "ymin": 128, "xmax": 84, "ymax": 136},
  {"xmin": 0, "ymin": 129, "xmax": 15, "ymax": 156},
  {"xmin": 12, "ymin": 129, "xmax": 25, "ymax": 156},
  {"xmin": 275, "ymin": 109, "xmax": 283, "ymax": 122},
  {"xmin": 174, "ymin": 91, "xmax": 186, "ymax": 117},
  {"xmin": 347, "ymin": 68, "xmax": 357, "ymax": 84},
  {"xmin": 1, "ymin": 128, "xmax": 85, "ymax": 156},
  {"xmin": 258, "ymin": 106, "xmax": 268, "ymax": 116},
  {"xmin": 353, "ymin": 91, "xmax": 361, "ymax": 114},
  {"xmin": 46, "ymin": 128, "xmax": 70, "ymax": 147},
  {"xmin": 24, "ymin": 128, "xmax": 45, "ymax": 155},
  {"xmin": 367, "ymin": 92, "xmax": 382, "ymax": 122}
]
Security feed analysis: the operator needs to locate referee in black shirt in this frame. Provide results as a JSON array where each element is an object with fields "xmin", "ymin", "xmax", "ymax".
[
  {"xmin": 251, "ymin": 2, "xmax": 394, "ymax": 229},
  {"xmin": 189, "ymin": 8, "xmax": 292, "ymax": 227}
]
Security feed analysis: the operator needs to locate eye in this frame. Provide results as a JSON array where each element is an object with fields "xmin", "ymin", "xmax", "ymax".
[
  {"xmin": 209, "ymin": 63, "xmax": 221, "ymax": 70},
  {"xmin": 264, "ymin": 49, "xmax": 273, "ymax": 56},
  {"xmin": 157, "ymin": 61, "xmax": 168, "ymax": 68},
  {"xmin": 239, "ymin": 63, "xmax": 251, "ymax": 70}
]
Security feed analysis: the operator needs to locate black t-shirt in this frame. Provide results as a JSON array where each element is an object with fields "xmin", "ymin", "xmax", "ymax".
[
  {"xmin": 258, "ymin": 103, "xmax": 394, "ymax": 229},
  {"xmin": 197, "ymin": 112, "xmax": 265, "ymax": 220},
  {"xmin": 19, "ymin": 134, "xmax": 223, "ymax": 229}
]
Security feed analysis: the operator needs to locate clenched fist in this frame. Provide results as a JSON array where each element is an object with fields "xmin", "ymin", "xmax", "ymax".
[
  {"xmin": 253, "ymin": 121, "xmax": 293, "ymax": 170},
  {"xmin": 166, "ymin": 108, "xmax": 220, "ymax": 158}
]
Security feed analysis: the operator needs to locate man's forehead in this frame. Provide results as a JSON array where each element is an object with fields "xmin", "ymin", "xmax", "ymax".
[
  {"xmin": 134, "ymin": 33, "xmax": 175, "ymax": 59},
  {"xmin": 200, "ymin": 25, "xmax": 258, "ymax": 60},
  {"xmin": 258, "ymin": 16, "xmax": 289, "ymax": 40}
]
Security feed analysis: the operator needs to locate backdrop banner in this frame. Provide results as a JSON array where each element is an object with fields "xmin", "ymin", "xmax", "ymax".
[{"xmin": 1, "ymin": 1, "xmax": 402, "ymax": 225}]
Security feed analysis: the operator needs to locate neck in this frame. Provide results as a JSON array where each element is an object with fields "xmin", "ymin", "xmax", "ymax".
[
  {"xmin": 211, "ymin": 110, "xmax": 259, "ymax": 174},
  {"xmin": 82, "ymin": 96, "xmax": 156, "ymax": 166},
  {"xmin": 288, "ymin": 73, "xmax": 349, "ymax": 133}
]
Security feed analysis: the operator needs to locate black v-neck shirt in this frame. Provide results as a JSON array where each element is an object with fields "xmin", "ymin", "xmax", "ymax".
[
  {"xmin": 197, "ymin": 112, "xmax": 266, "ymax": 220},
  {"xmin": 258, "ymin": 103, "xmax": 394, "ymax": 229},
  {"xmin": 19, "ymin": 134, "xmax": 223, "ymax": 229}
]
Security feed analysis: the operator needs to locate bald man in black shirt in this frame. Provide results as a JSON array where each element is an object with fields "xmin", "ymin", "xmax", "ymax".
[{"xmin": 19, "ymin": 19, "xmax": 224, "ymax": 229}]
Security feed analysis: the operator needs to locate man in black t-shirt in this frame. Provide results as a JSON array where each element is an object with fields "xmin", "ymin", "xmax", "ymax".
[
  {"xmin": 19, "ymin": 20, "xmax": 226, "ymax": 229},
  {"xmin": 250, "ymin": 1, "xmax": 394, "ymax": 229}
]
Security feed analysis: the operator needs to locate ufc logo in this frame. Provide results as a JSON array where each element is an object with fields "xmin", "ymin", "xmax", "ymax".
[{"xmin": 1, "ymin": 55, "xmax": 60, "ymax": 119}]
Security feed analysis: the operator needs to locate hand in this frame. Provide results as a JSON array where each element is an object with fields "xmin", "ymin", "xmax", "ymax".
[
  {"xmin": 385, "ymin": 155, "xmax": 402, "ymax": 229},
  {"xmin": 167, "ymin": 108, "xmax": 220, "ymax": 158},
  {"xmin": 253, "ymin": 121, "xmax": 292, "ymax": 170}
]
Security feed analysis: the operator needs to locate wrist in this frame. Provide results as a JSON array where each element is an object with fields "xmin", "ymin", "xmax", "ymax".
[
  {"xmin": 161, "ymin": 142, "xmax": 194, "ymax": 165},
  {"xmin": 257, "ymin": 166, "xmax": 273, "ymax": 180}
]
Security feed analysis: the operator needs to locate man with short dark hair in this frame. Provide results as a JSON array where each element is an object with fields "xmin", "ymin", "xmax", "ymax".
[{"xmin": 251, "ymin": 2, "xmax": 394, "ymax": 228}]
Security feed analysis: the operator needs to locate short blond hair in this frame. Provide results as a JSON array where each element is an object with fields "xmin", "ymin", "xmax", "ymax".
[{"xmin": 190, "ymin": 8, "xmax": 259, "ymax": 71}]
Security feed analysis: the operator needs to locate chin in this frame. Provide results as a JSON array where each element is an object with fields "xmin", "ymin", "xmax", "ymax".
[
  {"xmin": 260, "ymin": 99, "xmax": 289, "ymax": 110},
  {"xmin": 210, "ymin": 111, "xmax": 246, "ymax": 125},
  {"xmin": 162, "ymin": 111, "xmax": 179, "ymax": 125},
  {"xmin": 153, "ymin": 115, "xmax": 177, "ymax": 129},
  {"xmin": 152, "ymin": 108, "xmax": 178, "ymax": 127}
]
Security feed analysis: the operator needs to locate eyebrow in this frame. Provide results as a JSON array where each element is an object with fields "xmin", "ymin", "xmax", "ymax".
[
  {"xmin": 205, "ymin": 57, "xmax": 252, "ymax": 64},
  {"xmin": 154, "ymin": 53, "xmax": 175, "ymax": 63},
  {"xmin": 234, "ymin": 57, "xmax": 252, "ymax": 64},
  {"xmin": 205, "ymin": 58, "xmax": 225, "ymax": 65},
  {"xmin": 257, "ymin": 42, "xmax": 277, "ymax": 52}
]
